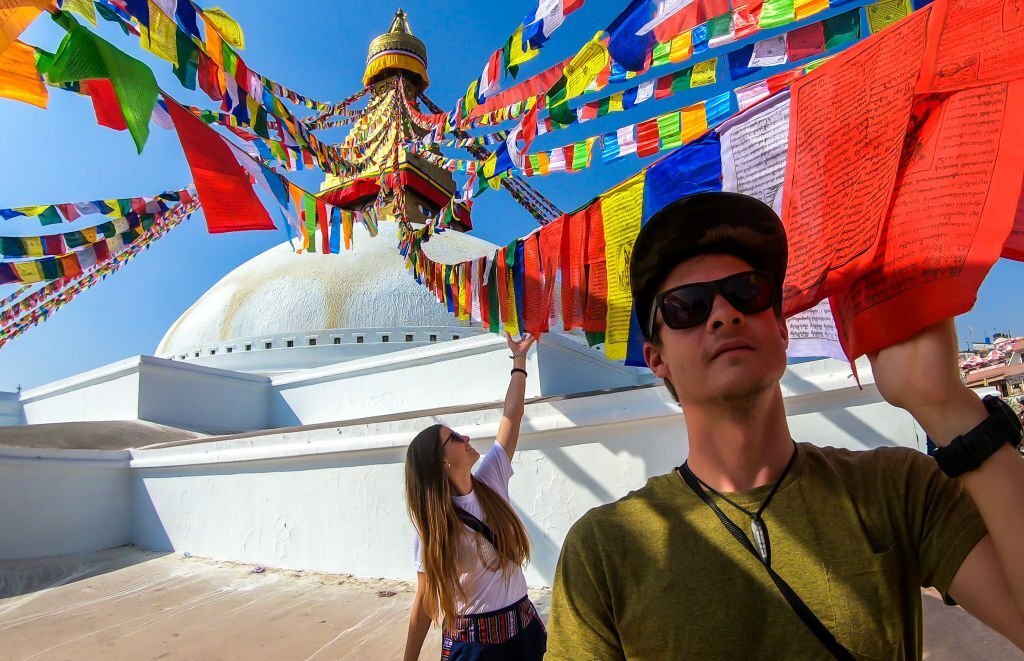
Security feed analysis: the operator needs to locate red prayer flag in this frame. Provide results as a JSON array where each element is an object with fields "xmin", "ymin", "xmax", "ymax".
[
  {"xmin": 560, "ymin": 209, "xmax": 586, "ymax": 329},
  {"xmin": 42, "ymin": 235, "xmax": 63, "ymax": 255},
  {"xmin": 636, "ymin": 118, "xmax": 661, "ymax": 157},
  {"xmin": 655, "ymin": 75, "xmax": 673, "ymax": 100},
  {"xmin": 197, "ymin": 51, "xmax": 223, "ymax": 101},
  {"xmin": 539, "ymin": 215, "xmax": 564, "ymax": 332},
  {"xmin": 582, "ymin": 204, "xmax": 607, "ymax": 332},
  {"xmin": 85, "ymin": 79, "xmax": 128, "ymax": 131},
  {"xmin": 522, "ymin": 233, "xmax": 544, "ymax": 336},
  {"xmin": 733, "ymin": 0, "xmax": 764, "ymax": 39},
  {"xmin": 786, "ymin": 22, "xmax": 825, "ymax": 62},
  {"xmin": 317, "ymin": 199, "xmax": 329, "ymax": 254},
  {"xmin": 165, "ymin": 96, "xmax": 276, "ymax": 233}
]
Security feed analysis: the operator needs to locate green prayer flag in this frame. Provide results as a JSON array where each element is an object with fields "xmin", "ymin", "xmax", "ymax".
[
  {"xmin": 657, "ymin": 112, "xmax": 683, "ymax": 149},
  {"xmin": 38, "ymin": 206, "xmax": 62, "ymax": 226},
  {"xmin": 707, "ymin": 12, "xmax": 733, "ymax": 41},
  {"xmin": 64, "ymin": 231, "xmax": 88, "ymax": 249},
  {"xmin": 99, "ymin": 221, "xmax": 117, "ymax": 239},
  {"xmin": 487, "ymin": 258, "xmax": 500, "ymax": 333},
  {"xmin": 173, "ymin": 28, "xmax": 199, "ymax": 91},
  {"xmin": 571, "ymin": 141, "xmax": 588, "ymax": 170},
  {"xmin": 253, "ymin": 106, "xmax": 269, "ymax": 139},
  {"xmin": 670, "ymin": 68, "xmax": 691, "ymax": 93},
  {"xmin": 117, "ymin": 199, "xmax": 133, "ymax": 216},
  {"xmin": 140, "ymin": 213, "xmax": 156, "ymax": 231},
  {"xmin": 41, "ymin": 258, "xmax": 61, "ymax": 281},
  {"xmin": 303, "ymin": 194, "xmax": 317, "ymax": 252},
  {"xmin": 759, "ymin": 0, "xmax": 795, "ymax": 29},
  {"xmin": 823, "ymin": 11, "xmax": 861, "ymax": 49},
  {"xmin": 221, "ymin": 44, "xmax": 238, "ymax": 76},
  {"xmin": 46, "ymin": 16, "xmax": 158, "ymax": 153},
  {"xmin": 652, "ymin": 41, "xmax": 671, "ymax": 67},
  {"xmin": 597, "ymin": 96, "xmax": 611, "ymax": 117},
  {"xmin": 585, "ymin": 331, "xmax": 605, "ymax": 348}
]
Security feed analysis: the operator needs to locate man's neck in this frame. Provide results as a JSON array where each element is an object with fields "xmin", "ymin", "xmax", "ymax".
[{"xmin": 681, "ymin": 389, "xmax": 795, "ymax": 493}]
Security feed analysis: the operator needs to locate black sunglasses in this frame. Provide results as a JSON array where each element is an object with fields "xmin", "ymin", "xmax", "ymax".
[
  {"xmin": 649, "ymin": 271, "xmax": 776, "ymax": 335},
  {"xmin": 442, "ymin": 431, "xmax": 469, "ymax": 448}
]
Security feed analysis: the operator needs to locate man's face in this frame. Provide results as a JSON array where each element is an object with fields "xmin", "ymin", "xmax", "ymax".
[{"xmin": 642, "ymin": 254, "xmax": 789, "ymax": 408}]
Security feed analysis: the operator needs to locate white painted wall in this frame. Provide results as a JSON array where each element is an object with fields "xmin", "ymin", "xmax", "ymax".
[
  {"xmin": 0, "ymin": 447, "xmax": 131, "ymax": 560},
  {"xmin": 267, "ymin": 333, "xmax": 649, "ymax": 428},
  {"xmin": 129, "ymin": 359, "xmax": 925, "ymax": 586},
  {"xmin": 20, "ymin": 358, "xmax": 142, "ymax": 425},
  {"xmin": 19, "ymin": 357, "xmax": 270, "ymax": 433},
  {"xmin": 0, "ymin": 391, "xmax": 23, "ymax": 426}
]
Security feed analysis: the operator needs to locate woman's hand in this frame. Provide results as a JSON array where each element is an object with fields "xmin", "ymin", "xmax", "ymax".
[{"xmin": 506, "ymin": 331, "xmax": 537, "ymax": 358}]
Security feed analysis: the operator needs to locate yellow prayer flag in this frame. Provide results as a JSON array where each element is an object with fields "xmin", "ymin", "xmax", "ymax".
[
  {"xmin": 139, "ymin": 0, "xmax": 178, "ymax": 66},
  {"xmin": 669, "ymin": 32, "xmax": 693, "ymax": 63},
  {"xmin": 82, "ymin": 227, "xmax": 97, "ymax": 243},
  {"xmin": 503, "ymin": 267, "xmax": 519, "ymax": 337},
  {"xmin": 564, "ymin": 33, "xmax": 610, "ymax": 99},
  {"xmin": 0, "ymin": 40, "xmax": 46, "ymax": 108},
  {"xmin": 609, "ymin": 92, "xmax": 624, "ymax": 113},
  {"xmin": 464, "ymin": 79, "xmax": 480, "ymax": 115},
  {"xmin": 865, "ymin": 0, "xmax": 912, "ymax": 33},
  {"xmin": 0, "ymin": 0, "xmax": 49, "ymax": 57},
  {"xmin": 795, "ymin": 0, "xmax": 830, "ymax": 20},
  {"xmin": 507, "ymin": 24, "xmax": 538, "ymax": 68},
  {"xmin": 12, "ymin": 260, "xmax": 43, "ymax": 283},
  {"xmin": 680, "ymin": 101, "xmax": 708, "ymax": 143},
  {"xmin": 12, "ymin": 204, "xmax": 47, "ymax": 216},
  {"xmin": 691, "ymin": 58, "xmax": 718, "ymax": 87},
  {"xmin": 536, "ymin": 151, "xmax": 550, "ymax": 175},
  {"xmin": 62, "ymin": 0, "xmax": 96, "ymax": 25},
  {"xmin": 102, "ymin": 199, "xmax": 120, "ymax": 217},
  {"xmin": 202, "ymin": 7, "xmax": 245, "ymax": 49},
  {"xmin": 21, "ymin": 236, "xmax": 42, "ymax": 257},
  {"xmin": 600, "ymin": 172, "xmax": 646, "ymax": 361}
]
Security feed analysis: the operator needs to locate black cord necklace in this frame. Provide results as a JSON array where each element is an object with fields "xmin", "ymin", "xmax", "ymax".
[{"xmin": 678, "ymin": 442, "xmax": 798, "ymax": 567}]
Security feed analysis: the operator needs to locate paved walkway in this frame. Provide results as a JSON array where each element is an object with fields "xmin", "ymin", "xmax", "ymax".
[{"xmin": 0, "ymin": 548, "xmax": 1017, "ymax": 660}]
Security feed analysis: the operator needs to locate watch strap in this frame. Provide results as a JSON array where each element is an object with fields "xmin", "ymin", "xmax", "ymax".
[{"xmin": 933, "ymin": 396, "xmax": 1022, "ymax": 478}]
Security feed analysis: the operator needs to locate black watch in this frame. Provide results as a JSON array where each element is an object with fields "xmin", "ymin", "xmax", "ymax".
[{"xmin": 933, "ymin": 396, "xmax": 1023, "ymax": 477}]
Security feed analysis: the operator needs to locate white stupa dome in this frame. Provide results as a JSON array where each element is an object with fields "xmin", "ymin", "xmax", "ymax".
[{"xmin": 156, "ymin": 221, "xmax": 498, "ymax": 358}]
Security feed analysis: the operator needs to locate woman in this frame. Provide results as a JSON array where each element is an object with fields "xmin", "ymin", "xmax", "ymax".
[{"xmin": 403, "ymin": 332, "xmax": 545, "ymax": 661}]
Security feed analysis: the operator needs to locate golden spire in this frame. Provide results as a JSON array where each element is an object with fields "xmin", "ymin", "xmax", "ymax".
[{"xmin": 364, "ymin": 9, "xmax": 429, "ymax": 91}]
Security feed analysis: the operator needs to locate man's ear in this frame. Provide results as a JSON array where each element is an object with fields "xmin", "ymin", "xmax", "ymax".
[{"xmin": 643, "ymin": 340, "xmax": 671, "ymax": 379}]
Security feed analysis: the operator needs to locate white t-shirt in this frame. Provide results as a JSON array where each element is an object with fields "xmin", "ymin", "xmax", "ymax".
[{"xmin": 413, "ymin": 442, "xmax": 528, "ymax": 614}]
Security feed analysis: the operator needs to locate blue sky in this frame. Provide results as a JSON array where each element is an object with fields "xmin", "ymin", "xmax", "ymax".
[{"xmin": 0, "ymin": 0, "xmax": 1020, "ymax": 391}]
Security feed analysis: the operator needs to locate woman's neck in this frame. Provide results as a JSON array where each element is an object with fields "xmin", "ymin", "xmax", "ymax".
[{"xmin": 449, "ymin": 471, "xmax": 473, "ymax": 497}]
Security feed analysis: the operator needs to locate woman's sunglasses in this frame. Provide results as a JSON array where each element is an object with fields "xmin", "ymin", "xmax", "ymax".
[
  {"xmin": 441, "ymin": 431, "xmax": 469, "ymax": 448},
  {"xmin": 649, "ymin": 271, "xmax": 777, "ymax": 335}
]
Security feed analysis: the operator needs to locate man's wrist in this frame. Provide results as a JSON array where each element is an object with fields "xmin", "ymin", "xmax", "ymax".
[{"xmin": 911, "ymin": 391, "xmax": 988, "ymax": 447}]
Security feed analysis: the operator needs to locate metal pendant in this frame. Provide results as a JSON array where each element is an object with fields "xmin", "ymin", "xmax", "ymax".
[{"xmin": 751, "ymin": 516, "xmax": 770, "ymax": 565}]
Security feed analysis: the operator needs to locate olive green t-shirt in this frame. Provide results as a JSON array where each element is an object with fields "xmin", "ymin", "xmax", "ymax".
[{"xmin": 546, "ymin": 443, "xmax": 987, "ymax": 660}]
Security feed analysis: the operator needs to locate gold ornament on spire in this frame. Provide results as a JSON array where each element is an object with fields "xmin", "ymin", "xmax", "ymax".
[{"xmin": 363, "ymin": 9, "xmax": 430, "ymax": 91}]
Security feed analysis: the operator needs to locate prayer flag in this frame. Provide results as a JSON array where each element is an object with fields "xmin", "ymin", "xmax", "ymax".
[{"xmin": 0, "ymin": 39, "xmax": 45, "ymax": 108}]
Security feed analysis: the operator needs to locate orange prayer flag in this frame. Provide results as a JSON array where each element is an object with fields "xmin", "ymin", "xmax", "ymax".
[
  {"xmin": 0, "ymin": 39, "xmax": 45, "ymax": 108},
  {"xmin": 0, "ymin": 0, "xmax": 49, "ymax": 57}
]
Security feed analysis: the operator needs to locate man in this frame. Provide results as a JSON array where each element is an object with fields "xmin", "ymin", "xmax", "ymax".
[{"xmin": 545, "ymin": 192, "xmax": 1024, "ymax": 659}]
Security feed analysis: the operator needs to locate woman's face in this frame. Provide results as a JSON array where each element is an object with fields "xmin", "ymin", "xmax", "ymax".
[{"xmin": 440, "ymin": 426, "xmax": 480, "ymax": 473}]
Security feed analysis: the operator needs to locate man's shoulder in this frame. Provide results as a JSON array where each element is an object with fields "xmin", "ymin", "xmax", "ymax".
[
  {"xmin": 806, "ymin": 442, "xmax": 926, "ymax": 472},
  {"xmin": 565, "ymin": 473, "xmax": 682, "ymax": 544}
]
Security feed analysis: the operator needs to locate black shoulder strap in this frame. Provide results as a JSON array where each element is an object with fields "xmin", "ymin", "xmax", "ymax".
[
  {"xmin": 454, "ymin": 507, "xmax": 497, "ymax": 548},
  {"xmin": 678, "ymin": 466, "xmax": 855, "ymax": 661}
]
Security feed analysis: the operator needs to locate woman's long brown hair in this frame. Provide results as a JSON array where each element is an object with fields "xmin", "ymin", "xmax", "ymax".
[{"xmin": 405, "ymin": 424, "xmax": 531, "ymax": 626}]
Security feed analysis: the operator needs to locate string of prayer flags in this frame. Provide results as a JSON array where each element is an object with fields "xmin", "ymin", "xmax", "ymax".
[
  {"xmin": 729, "ymin": 9, "xmax": 861, "ymax": 78},
  {"xmin": 0, "ymin": 188, "xmax": 191, "ymax": 224}
]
